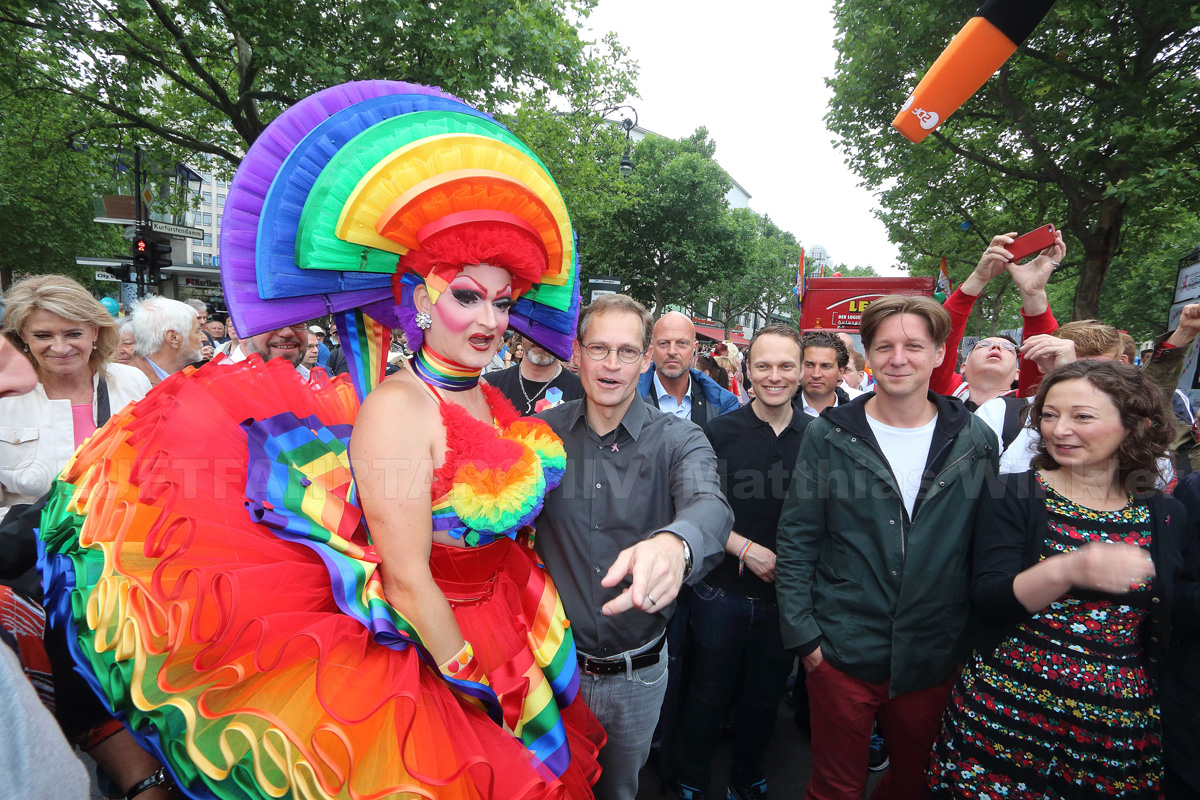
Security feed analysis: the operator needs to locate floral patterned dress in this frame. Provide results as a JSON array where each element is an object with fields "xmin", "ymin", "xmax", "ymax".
[{"xmin": 928, "ymin": 474, "xmax": 1161, "ymax": 799}]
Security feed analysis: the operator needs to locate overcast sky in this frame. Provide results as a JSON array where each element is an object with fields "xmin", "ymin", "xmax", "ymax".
[{"xmin": 582, "ymin": 0, "xmax": 904, "ymax": 275}]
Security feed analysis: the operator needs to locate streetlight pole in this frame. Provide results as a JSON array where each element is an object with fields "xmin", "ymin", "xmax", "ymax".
[{"xmin": 600, "ymin": 105, "xmax": 639, "ymax": 176}]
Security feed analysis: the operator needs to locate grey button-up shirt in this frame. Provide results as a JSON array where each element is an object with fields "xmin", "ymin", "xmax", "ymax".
[{"xmin": 535, "ymin": 397, "xmax": 733, "ymax": 655}]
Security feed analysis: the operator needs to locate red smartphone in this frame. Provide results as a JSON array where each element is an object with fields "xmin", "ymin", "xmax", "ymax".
[{"xmin": 1006, "ymin": 224, "xmax": 1056, "ymax": 262}]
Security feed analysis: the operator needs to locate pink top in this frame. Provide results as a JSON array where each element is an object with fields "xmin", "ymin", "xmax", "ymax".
[{"xmin": 71, "ymin": 404, "xmax": 96, "ymax": 449}]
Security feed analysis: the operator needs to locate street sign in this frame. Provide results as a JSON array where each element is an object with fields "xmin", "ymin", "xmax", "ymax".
[
  {"xmin": 587, "ymin": 275, "xmax": 622, "ymax": 304},
  {"xmin": 151, "ymin": 220, "xmax": 204, "ymax": 240},
  {"xmin": 1175, "ymin": 257, "xmax": 1200, "ymax": 304},
  {"xmin": 95, "ymin": 270, "xmax": 121, "ymax": 282}
]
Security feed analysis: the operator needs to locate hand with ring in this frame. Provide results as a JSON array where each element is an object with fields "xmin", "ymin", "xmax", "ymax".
[
  {"xmin": 1069, "ymin": 542, "xmax": 1155, "ymax": 595},
  {"xmin": 600, "ymin": 532, "xmax": 687, "ymax": 616},
  {"xmin": 959, "ymin": 233, "xmax": 1018, "ymax": 296}
]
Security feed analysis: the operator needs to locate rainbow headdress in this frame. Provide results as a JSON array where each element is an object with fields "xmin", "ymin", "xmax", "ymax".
[
  {"xmin": 221, "ymin": 80, "xmax": 581, "ymax": 399},
  {"xmin": 35, "ymin": 82, "xmax": 602, "ymax": 800}
]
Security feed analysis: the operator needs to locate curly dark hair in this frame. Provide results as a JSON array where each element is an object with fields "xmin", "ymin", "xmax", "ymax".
[
  {"xmin": 799, "ymin": 330, "xmax": 849, "ymax": 370},
  {"xmin": 1028, "ymin": 360, "xmax": 1174, "ymax": 493}
]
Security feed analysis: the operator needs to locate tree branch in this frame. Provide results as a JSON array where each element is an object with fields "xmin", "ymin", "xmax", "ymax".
[
  {"xmin": 994, "ymin": 65, "xmax": 1089, "ymax": 207},
  {"xmin": 1016, "ymin": 45, "xmax": 1117, "ymax": 90},
  {"xmin": 30, "ymin": 65, "xmax": 241, "ymax": 163},
  {"xmin": 928, "ymin": 131, "xmax": 1053, "ymax": 184},
  {"xmin": 84, "ymin": 0, "xmax": 224, "ymax": 109},
  {"xmin": 139, "ymin": 0, "xmax": 250, "ymax": 141}
]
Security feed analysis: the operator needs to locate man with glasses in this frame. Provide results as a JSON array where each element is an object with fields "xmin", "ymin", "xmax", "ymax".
[
  {"xmin": 958, "ymin": 336, "xmax": 1019, "ymax": 409},
  {"xmin": 638, "ymin": 311, "xmax": 738, "ymax": 424},
  {"xmin": 536, "ymin": 294, "xmax": 733, "ymax": 800}
]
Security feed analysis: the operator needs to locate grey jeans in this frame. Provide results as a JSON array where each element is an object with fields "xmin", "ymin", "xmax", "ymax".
[{"xmin": 577, "ymin": 640, "xmax": 670, "ymax": 800}]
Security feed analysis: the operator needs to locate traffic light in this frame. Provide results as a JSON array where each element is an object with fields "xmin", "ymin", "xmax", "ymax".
[
  {"xmin": 151, "ymin": 237, "xmax": 172, "ymax": 270},
  {"xmin": 132, "ymin": 234, "xmax": 151, "ymax": 269}
]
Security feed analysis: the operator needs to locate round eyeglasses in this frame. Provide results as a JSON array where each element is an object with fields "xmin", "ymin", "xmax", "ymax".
[
  {"xmin": 971, "ymin": 339, "xmax": 1017, "ymax": 353},
  {"xmin": 582, "ymin": 343, "xmax": 646, "ymax": 363}
]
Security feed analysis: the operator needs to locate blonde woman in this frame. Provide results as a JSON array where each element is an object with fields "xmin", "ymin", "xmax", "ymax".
[
  {"xmin": 0, "ymin": 275, "xmax": 150, "ymax": 523},
  {"xmin": 0, "ymin": 276, "xmax": 166, "ymax": 800}
]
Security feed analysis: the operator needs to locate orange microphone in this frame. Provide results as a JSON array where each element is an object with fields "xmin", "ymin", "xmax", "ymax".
[{"xmin": 893, "ymin": 0, "xmax": 1056, "ymax": 143}]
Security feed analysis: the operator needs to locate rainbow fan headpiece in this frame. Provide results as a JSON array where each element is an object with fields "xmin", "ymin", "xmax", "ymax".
[{"xmin": 219, "ymin": 80, "xmax": 581, "ymax": 381}]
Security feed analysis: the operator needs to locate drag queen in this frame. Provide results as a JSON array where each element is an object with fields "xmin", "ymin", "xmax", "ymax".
[{"xmin": 38, "ymin": 81, "xmax": 600, "ymax": 800}]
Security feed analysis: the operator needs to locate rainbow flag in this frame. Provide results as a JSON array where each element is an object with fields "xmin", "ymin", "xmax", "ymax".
[
  {"xmin": 937, "ymin": 255, "xmax": 954, "ymax": 296},
  {"xmin": 794, "ymin": 248, "xmax": 807, "ymax": 308},
  {"xmin": 334, "ymin": 307, "xmax": 390, "ymax": 403}
]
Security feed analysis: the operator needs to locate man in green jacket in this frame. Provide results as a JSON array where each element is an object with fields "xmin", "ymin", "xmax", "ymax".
[{"xmin": 777, "ymin": 295, "xmax": 999, "ymax": 800}]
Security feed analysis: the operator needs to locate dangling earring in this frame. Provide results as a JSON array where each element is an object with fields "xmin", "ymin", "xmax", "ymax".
[
  {"xmin": 415, "ymin": 311, "xmax": 432, "ymax": 330},
  {"xmin": 93, "ymin": 341, "xmax": 98, "ymax": 350}
]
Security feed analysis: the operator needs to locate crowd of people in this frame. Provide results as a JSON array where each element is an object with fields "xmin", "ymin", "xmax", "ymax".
[
  {"xmin": 0, "ymin": 226, "xmax": 1197, "ymax": 800},
  {"xmin": 0, "ymin": 78, "xmax": 1196, "ymax": 800}
]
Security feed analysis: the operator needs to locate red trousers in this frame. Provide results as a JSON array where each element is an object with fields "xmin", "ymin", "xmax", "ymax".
[{"xmin": 805, "ymin": 658, "xmax": 955, "ymax": 800}]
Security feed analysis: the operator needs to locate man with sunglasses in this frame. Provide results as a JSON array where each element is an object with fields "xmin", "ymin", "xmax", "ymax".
[{"xmin": 535, "ymin": 294, "xmax": 732, "ymax": 800}]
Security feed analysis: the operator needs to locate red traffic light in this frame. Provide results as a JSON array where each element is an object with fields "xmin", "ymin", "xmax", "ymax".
[{"xmin": 133, "ymin": 237, "xmax": 151, "ymax": 267}]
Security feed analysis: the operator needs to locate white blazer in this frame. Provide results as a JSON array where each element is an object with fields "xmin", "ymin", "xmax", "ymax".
[{"xmin": 0, "ymin": 363, "xmax": 151, "ymax": 518}]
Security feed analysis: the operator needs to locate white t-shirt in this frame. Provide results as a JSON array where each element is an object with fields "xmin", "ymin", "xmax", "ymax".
[
  {"xmin": 974, "ymin": 393, "xmax": 1029, "ymax": 455},
  {"xmin": 866, "ymin": 413, "xmax": 938, "ymax": 519},
  {"xmin": 839, "ymin": 381, "xmax": 865, "ymax": 399}
]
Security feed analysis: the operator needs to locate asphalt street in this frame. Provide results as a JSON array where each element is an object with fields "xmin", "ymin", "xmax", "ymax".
[{"xmin": 636, "ymin": 693, "xmax": 886, "ymax": 800}]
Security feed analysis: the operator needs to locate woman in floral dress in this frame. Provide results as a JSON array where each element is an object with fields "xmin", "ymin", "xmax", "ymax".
[{"xmin": 929, "ymin": 360, "xmax": 1200, "ymax": 799}]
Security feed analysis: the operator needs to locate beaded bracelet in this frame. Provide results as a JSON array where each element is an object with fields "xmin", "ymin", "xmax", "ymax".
[{"xmin": 737, "ymin": 540, "xmax": 752, "ymax": 577}]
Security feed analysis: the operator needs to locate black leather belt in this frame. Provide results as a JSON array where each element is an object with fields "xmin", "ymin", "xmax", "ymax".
[{"xmin": 577, "ymin": 633, "xmax": 666, "ymax": 675}]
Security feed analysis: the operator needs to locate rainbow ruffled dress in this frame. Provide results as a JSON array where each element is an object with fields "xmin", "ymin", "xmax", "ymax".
[{"xmin": 37, "ymin": 357, "xmax": 604, "ymax": 800}]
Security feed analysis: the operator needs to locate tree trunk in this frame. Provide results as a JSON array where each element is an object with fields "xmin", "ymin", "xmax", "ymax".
[
  {"xmin": 1, "ymin": 264, "xmax": 11, "ymax": 292},
  {"xmin": 1070, "ymin": 197, "xmax": 1124, "ymax": 321}
]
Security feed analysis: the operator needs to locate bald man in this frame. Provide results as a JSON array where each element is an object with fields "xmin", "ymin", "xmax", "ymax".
[{"xmin": 637, "ymin": 311, "xmax": 739, "ymax": 426}]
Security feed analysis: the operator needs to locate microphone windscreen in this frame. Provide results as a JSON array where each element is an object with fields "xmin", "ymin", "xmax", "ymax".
[{"xmin": 893, "ymin": 0, "xmax": 1056, "ymax": 143}]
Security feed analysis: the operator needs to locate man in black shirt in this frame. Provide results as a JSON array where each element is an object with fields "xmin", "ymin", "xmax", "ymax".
[
  {"xmin": 486, "ymin": 341, "xmax": 583, "ymax": 415},
  {"xmin": 677, "ymin": 323, "xmax": 811, "ymax": 800}
]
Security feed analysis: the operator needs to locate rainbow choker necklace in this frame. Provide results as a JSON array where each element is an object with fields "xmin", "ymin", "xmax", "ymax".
[{"xmin": 412, "ymin": 346, "xmax": 482, "ymax": 392}]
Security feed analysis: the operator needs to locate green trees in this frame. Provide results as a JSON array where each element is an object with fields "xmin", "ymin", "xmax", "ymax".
[
  {"xmin": 0, "ymin": 36, "xmax": 125, "ymax": 290},
  {"xmin": 0, "ymin": 0, "xmax": 635, "ymax": 288},
  {"xmin": 509, "ymin": 111, "xmax": 806, "ymax": 324},
  {"xmin": 597, "ymin": 128, "xmax": 737, "ymax": 314},
  {"xmin": 1, "ymin": 0, "xmax": 636, "ymax": 164},
  {"xmin": 827, "ymin": 0, "xmax": 1200, "ymax": 335},
  {"xmin": 701, "ymin": 212, "xmax": 804, "ymax": 334}
]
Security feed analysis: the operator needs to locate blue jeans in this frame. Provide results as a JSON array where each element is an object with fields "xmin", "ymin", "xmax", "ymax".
[
  {"xmin": 679, "ymin": 581, "xmax": 795, "ymax": 792},
  {"xmin": 577, "ymin": 640, "xmax": 670, "ymax": 800}
]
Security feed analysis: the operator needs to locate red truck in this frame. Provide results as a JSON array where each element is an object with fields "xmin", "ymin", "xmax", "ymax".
[{"xmin": 798, "ymin": 276, "xmax": 937, "ymax": 351}]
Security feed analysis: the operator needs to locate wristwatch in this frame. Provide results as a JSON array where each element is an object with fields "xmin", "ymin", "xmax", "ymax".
[
  {"xmin": 679, "ymin": 536, "xmax": 693, "ymax": 579},
  {"xmin": 650, "ymin": 531, "xmax": 693, "ymax": 579}
]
